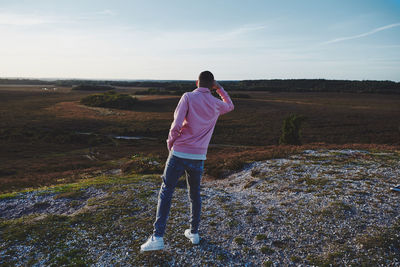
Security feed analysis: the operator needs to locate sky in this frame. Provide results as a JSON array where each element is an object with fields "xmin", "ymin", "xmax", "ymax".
[{"xmin": 0, "ymin": 0, "xmax": 399, "ymax": 81}]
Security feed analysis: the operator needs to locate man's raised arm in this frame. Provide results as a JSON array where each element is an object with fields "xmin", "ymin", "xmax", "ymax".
[{"xmin": 214, "ymin": 81, "xmax": 234, "ymax": 115}]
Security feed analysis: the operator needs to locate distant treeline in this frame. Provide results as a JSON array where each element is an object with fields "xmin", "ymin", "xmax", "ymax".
[
  {"xmin": 227, "ymin": 79, "xmax": 400, "ymax": 94},
  {"xmin": 0, "ymin": 78, "xmax": 53, "ymax": 85},
  {"xmin": 1, "ymin": 78, "xmax": 399, "ymax": 94}
]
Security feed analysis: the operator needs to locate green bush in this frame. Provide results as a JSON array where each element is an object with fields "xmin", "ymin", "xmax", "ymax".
[
  {"xmin": 80, "ymin": 90, "xmax": 138, "ymax": 110},
  {"xmin": 234, "ymin": 236, "xmax": 245, "ymax": 245},
  {"xmin": 134, "ymin": 88, "xmax": 186, "ymax": 95},
  {"xmin": 255, "ymin": 234, "xmax": 267, "ymax": 241},
  {"xmin": 72, "ymin": 84, "xmax": 115, "ymax": 91},
  {"xmin": 121, "ymin": 154, "xmax": 164, "ymax": 174},
  {"xmin": 279, "ymin": 114, "xmax": 306, "ymax": 145},
  {"xmin": 260, "ymin": 246, "xmax": 275, "ymax": 254}
]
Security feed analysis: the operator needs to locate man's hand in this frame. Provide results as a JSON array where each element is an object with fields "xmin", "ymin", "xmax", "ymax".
[{"xmin": 213, "ymin": 80, "xmax": 222, "ymax": 90}]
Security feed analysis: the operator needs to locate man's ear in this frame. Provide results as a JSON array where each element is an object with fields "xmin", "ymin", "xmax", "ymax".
[{"xmin": 196, "ymin": 80, "xmax": 199, "ymax": 87}]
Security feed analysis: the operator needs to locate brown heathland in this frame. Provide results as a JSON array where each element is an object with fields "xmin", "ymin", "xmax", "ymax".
[{"xmin": 0, "ymin": 85, "xmax": 399, "ymax": 193}]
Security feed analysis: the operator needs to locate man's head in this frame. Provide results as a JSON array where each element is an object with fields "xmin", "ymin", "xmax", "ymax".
[{"xmin": 197, "ymin": 71, "xmax": 214, "ymax": 89}]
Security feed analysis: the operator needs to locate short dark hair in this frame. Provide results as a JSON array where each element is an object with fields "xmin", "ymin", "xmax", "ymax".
[{"xmin": 198, "ymin": 71, "xmax": 214, "ymax": 88}]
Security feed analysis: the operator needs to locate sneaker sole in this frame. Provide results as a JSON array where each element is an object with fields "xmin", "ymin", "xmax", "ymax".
[
  {"xmin": 185, "ymin": 233, "xmax": 200, "ymax": 245},
  {"xmin": 140, "ymin": 245, "xmax": 164, "ymax": 252}
]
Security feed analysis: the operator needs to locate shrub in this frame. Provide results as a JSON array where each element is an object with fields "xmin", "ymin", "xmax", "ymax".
[
  {"xmin": 72, "ymin": 84, "xmax": 115, "ymax": 91},
  {"xmin": 246, "ymin": 206, "xmax": 258, "ymax": 215},
  {"xmin": 256, "ymin": 234, "xmax": 267, "ymax": 241},
  {"xmin": 234, "ymin": 236, "xmax": 245, "ymax": 245},
  {"xmin": 80, "ymin": 90, "xmax": 138, "ymax": 110},
  {"xmin": 260, "ymin": 246, "xmax": 274, "ymax": 254},
  {"xmin": 279, "ymin": 114, "xmax": 306, "ymax": 145},
  {"xmin": 134, "ymin": 88, "xmax": 186, "ymax": 95},
  {"xmin": 290, "ymin": 255, "xmax": 301, "ymax": 263},
  {"xmin": 121, "ymin": 154, "xmax": 164, "ymax": 174}
]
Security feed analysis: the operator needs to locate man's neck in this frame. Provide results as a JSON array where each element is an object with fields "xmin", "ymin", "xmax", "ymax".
[{"xmin": 198, "ymin": 86, "xmax": 212, "ymax": 90}]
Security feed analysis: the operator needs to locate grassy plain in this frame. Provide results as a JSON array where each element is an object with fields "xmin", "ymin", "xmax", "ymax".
[
  {"xmin": 0, "ymin": 85, "xmax": 399, "ymax": 193},
  {"xmin": 1, "ymin": 84, "xmax": 400, "ymax": 265}
]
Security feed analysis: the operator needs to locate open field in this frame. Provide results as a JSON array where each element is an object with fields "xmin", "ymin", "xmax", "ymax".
[
  {"xmin": 1, "ymin": 84, "xmax": 400, "ymax": 265},
  {"xmin": 0, "ymin": 85, "xmax": 399, "ymax": 193}
]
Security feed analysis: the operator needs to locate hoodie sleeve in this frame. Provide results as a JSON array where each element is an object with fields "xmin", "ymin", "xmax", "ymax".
[
  {"xmin": 166, "ymin": 93, "xmax": 189, "ymax": 151},
  {"xmin": 216, "ymin": 87, "xmax": 234, "ymax": 115}
]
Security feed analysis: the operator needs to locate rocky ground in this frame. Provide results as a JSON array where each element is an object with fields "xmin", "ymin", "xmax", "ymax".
[{"xmin": 1, "ymin": 149, "xmax": 400, "ymax": 266}]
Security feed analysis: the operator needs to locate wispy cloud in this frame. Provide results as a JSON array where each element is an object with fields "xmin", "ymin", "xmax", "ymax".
[
  {"xmin": 214, "ymin": 24, "xmax": 267, "ymax": 41},
  {"xmin": 79, "ymin": 9, "xmax": 116, "ymax": 20},
  {"xmin": 321, "ymin": 23, "xmax": 400, "ymax": 45},
  {"xmin": 0, "ymin": 10, "xmax": 115, "ymax": 26},
  {"xmin": 0, "ymin": 13, "xmax": 51, "ymax": 26},
  {"xmin": 138, "ymin": 24, "xmax": 269, "ymax": 54},
  {"xmin": 93, "ymin": 9, "xmax": 116, "ymax": 16}
]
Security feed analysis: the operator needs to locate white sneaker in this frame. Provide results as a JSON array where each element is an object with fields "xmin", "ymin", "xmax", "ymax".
[
  {"xmin": 184, "ymin": 229, "xmax": 200, "ymax": 245},
  {"xmin": 390, "ymin": 185, "xmax": 400, "ymax": 192},
  {"xmin": 140, "ymin": 235, "xmax": 164, "ymax": 252}
]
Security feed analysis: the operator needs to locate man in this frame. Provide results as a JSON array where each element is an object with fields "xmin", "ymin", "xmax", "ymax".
[{"xmin": 140, "ymin": 71, "xmax": 234, "ymax": 252}]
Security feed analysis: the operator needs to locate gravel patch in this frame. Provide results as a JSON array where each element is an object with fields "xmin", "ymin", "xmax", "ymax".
[
  {"xmin": 0, "ymin": 187, "xmax": 107, "ymax": 219},
  {"xmin": 1, "ymin": 149, "xmax": 400, "ymax": 266}
]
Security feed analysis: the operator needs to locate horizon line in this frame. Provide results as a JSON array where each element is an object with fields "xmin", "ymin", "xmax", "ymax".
[{"xmin": 0, "ymin": 76, "xmax": 399, "ymax": 83}]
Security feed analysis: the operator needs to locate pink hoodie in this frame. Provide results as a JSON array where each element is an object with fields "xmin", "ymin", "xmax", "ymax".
[{"xmin": 167, "ymin": 86, "xmax": 234, "ymax": 155}]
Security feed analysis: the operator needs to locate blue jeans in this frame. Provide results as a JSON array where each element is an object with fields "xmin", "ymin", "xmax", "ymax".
[{"xmin": 153, "ymin": 154, "xmax": 204, "ymax": 237}]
